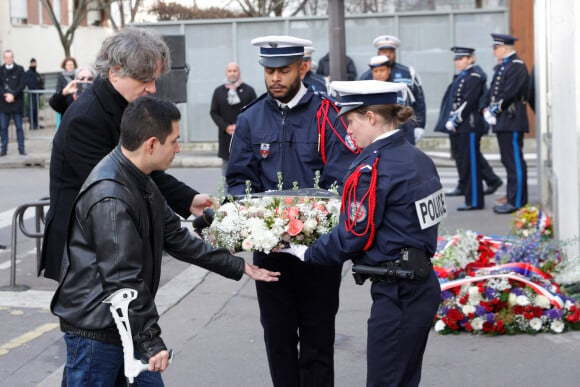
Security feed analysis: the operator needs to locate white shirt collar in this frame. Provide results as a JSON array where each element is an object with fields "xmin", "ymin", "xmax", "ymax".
[
  {"xmin": 276, "ymin": 82, "xmax": 308, "ymax": 110},
  {"xmin": 372, "ymin": 129, "xmax": 400, "ymax": 143}
]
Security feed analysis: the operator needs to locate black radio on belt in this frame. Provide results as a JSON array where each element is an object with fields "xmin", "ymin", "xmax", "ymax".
[{"xmin": 351, "ymin": 248, "xmax": 430, "ymax": 285}]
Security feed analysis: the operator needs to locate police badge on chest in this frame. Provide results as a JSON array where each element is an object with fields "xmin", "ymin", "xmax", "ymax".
[{"xmin": 260, "ymin": 143, "xmax": 270, "ymax": 159}]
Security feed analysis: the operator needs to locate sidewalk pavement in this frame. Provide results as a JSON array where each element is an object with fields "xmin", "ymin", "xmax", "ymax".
[{"xmin": 0, "ymin": 127, "xmax": 537, "ymax": 169}]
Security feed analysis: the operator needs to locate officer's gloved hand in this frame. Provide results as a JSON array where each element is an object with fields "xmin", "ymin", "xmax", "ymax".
[
  {"xmin": 483, "ymin": 110, "xmax": 497, "ymax": 125},
  {"xmin": 445, "ymin": 120, "xmax": 456, "ymax": 131},
  {"xmin": 483, "ymin": 109, "xmax": 497, "ymax": 125},
  {"xmin": 279, "ymin": 243, "xmax": 308, "ymax": 261},
  {"xmin": 413, "ymin": 128, "xmax": 425, "ymax": 143}
]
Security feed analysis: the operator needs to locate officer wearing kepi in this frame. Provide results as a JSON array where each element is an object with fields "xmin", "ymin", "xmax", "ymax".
[
  {"xmin": 227, "ymin": 36, "xmax": 360, "ymax": 387},
  {"xmin": 283, "ymin": 80, "xmax": 444, "ymax": 387},
  {"xmin": 435, "ymin": 47, "xmax": 489, "ymax": 211},
  {"xmin": 483, "ymin": 33, "xmax": 529, "ymax": 214},
  {"xmin": 359, "ymin": 35, "xmax": 426, "ymax": 145}
]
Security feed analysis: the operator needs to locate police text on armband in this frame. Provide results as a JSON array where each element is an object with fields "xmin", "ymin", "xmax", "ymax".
[{"xmin": 414, "ymin": 189, "xmax": 447, "ymax": 230}]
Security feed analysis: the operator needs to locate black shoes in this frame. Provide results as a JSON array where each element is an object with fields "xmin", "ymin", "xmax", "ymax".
[
  {"xmin": 445, "ymin": 187, "xmax": 464, "ymax": 197},
  {"xmin": 493, "ymin": 203, "xmax": 518, "ymax": 214},
  {"xmin": 0, "ymin": 152, "xmax": 6, "ymax": 157},
  {"xmin": 484, "ymin": 180, "xmax": 503, "ymax": 195},
  {"xmin": 457, "ymin": 205, "xmax": 484, "ymax": 211}
]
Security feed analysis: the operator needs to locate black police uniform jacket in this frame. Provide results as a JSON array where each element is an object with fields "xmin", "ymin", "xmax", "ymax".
[
  {"xmin": 435, "ymin": 64, "xmax": 487, "ymax": 134},
  {"xmin": 41, "ymin": 76, "xmax": 199, "ymax": 281},
  {"xmin": 360, "ymin": 62, "xmax": 426, "ymax": 129},
  {"xmin": 305, "ymin": 130, "xmax": 445, "ymax": 266},
  {"xmin": 51, "ymin": 147, "xmax": 244, "ymax": 356},
  {"xmin": 0, "ymin": 63, "xmax": 26, "ymax": 114},
  {"xmin": 227, "ymin": 88, "xmax": 358, "ymax": 194},
  {"xmin": 484, "ymin": 53, "xmax": 529, "ymax": 133}
]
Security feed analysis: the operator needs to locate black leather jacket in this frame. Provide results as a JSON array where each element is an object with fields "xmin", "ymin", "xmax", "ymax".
[{"xmin": 51, "ymin": 146, "xmax": 245, "ymax": 360}]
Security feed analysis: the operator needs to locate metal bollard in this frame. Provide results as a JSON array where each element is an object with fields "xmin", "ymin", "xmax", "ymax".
[{"xmin": 0, "ymin": 198, "xmax": 50, "ymax": 291}]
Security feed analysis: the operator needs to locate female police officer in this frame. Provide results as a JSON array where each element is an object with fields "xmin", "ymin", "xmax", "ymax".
[{"xmin": 283, "ymin": 80, "xmax": 444, "ymax": 387}]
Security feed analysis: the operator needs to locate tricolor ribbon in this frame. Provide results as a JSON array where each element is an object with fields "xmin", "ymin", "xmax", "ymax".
[{"xmin": 440, "ymin": 273, "xmax": 564, "ymax": 309}]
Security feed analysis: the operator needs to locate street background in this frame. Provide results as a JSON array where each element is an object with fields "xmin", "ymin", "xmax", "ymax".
[{"xmin": 2, "ymin": 128, "xmax": 579, "ymax": 386}]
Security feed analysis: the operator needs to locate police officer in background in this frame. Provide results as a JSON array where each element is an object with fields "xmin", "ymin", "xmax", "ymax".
[
  {"xmin": 227, "ymin": 36, "xmax": 359, "ymax": 387},
  {"xmin": 359, "ymin": 35, "xmax": 426, "ymax": 144},
  {"xmin": 368, "ymin": 55, "xmax": 417, "ymax": 145},
  {"xmin": 435, "ymin": 47, "xmax": 501, "ymax": 210},
  {"xmin": 283, "ymin": 80, "xmax": 444, "ymax": 387},
  {"xmin": 483, "ymin": 33, "xmax": 529, "ymax": 214},
  {"xmin": 301, "ymin": 46, "xmax": 327, "ymax": 92}
]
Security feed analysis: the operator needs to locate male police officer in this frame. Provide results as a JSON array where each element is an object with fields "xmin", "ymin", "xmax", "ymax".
[
  {"xmin": 483, "ymin": 33, "xmax": 529, "ymax": 214},
  {"xmin": 359, "ymin": 35, "xmax": 426, "ymax": 144},
  {"xmin": 227, "ymin": 36, "xmax": 359, "ymax": 387}
]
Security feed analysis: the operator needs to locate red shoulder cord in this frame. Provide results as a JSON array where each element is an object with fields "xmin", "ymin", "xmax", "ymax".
[
  {"xmin": 341, "ymin": 158, "xmax": 379, "ymax": 251},
  {"xmin": 316, "ymin": 99, "xmax": 360, "ymax": 164}
]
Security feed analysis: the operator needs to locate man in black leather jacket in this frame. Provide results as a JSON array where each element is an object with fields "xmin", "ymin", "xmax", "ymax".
[{"xmin": 51, "ymin": 96, "xmax": 279, "ymax": 386}]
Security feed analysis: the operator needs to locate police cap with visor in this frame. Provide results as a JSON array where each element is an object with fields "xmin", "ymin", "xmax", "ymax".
[
  {"xmin": 373, "ymin": 35, "xmax": 401, "ymax": 50},
  {"xmin": 450, "ymin": 46, "xmax": 475, "ymax": 58},
  {"xmin": 491, "ymin": 33, "xmax": 518, "ymax": 46},
  {"xmin": 330, "ymin": 80, "xmax": 406, "ymax": 117},
  {"xmin": 368, "ymin": 55, "xmax": 390, "ymax": 69},
  {"xmin": 251, "ymin": 36, "xmax": 312, "ymax": 68}
]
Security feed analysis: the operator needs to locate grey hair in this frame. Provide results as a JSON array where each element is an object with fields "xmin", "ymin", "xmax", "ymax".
[
  {"xmin": 74, "ymin": 66, "xmax": 97, "ymax": 80},
  {"xmin": 94, "ymin": 28, "xmax": 171, "ymax": 81}
]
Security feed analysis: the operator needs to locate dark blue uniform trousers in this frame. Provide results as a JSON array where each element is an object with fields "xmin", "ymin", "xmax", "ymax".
[
  {"xmin": 367, "ymin": 267, "xmax": 441, "ymax": 387},
  {"xmin": 497, "ymin": 131, "xmax": 528, "ymax": 208},
  {"xmin": 254, "ymin": 252, "xmax": 341, "ymax": 387},
  {"xmin": 456, "ymin": 132, "xmax": 484, "ymax": 208},
  {"xmin": 451, "ymin": 133, "xmax": 501, "ymax": 191}
]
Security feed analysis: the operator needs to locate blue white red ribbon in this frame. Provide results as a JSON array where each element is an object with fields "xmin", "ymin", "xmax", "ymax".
[{"xmin": 440, "ymin": 273, "xmax": 564, "ymax": 309}]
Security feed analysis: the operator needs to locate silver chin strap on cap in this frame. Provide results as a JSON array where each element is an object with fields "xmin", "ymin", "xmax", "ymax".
[{"xmin": 103, "ymin": 288, "xmax": 174, "ymax": 383}]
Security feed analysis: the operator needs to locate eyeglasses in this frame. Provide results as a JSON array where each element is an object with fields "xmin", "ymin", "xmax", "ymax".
[{"xmin": 79, "ymin": 77, "xmax": 94, "ymax": 81}]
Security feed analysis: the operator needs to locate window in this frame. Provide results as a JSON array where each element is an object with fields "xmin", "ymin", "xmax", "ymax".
[{"xmin": 10, "ymin": 0, "xmax": 28, "ymax": 25}]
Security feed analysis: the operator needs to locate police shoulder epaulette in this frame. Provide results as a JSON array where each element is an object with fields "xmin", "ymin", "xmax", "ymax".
[
  {"xmin": 239, "ymin": 92, "xmax": 268, "ymax": 113},
  {"xmin": 513, "ymin": 59, "xmax": 525, "ymax": 65},
  {"xmin": 469, "ymin": 72, "xmax": 482, "ymax": 78},
  {"xmin": 316, "ymin": 91, "xmax": 337, "ymax": 103}
]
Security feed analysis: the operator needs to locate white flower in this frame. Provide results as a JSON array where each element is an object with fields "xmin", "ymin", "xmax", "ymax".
[
  {"xmin": 468, "ymin": 287, "xmax": 482, "ymax": 305},
  {"xmin": 471, "ymin": 317, "xmax": 484, "ymax": 331},
  {"xmin": 302, "ymin": 218, "xmax": 318, "ymax": 234},
  {"xmin": 462, "ymin": 304, "xmax": 476, "ymax": 315},
  {"xmin": 550, "ymin": 320, "xmax": 565, "ymax": 333},
  {"xmin": 529, "ymin": 317, "xmax": 543, "ymax": 331},
  {"xmin": 534, "ymin": 295, "xmax": 551, "ymax": 309},
  {"xmin": 434, "ymin": 320, "xmax": 446, "ymax": 332},
  {"xmin": 516, "ymin": 295, "xmax": 530, "ymax": 306},
  {"xmin": 508, "ymin": 293, "xmax": 518, "ymax": 307}
]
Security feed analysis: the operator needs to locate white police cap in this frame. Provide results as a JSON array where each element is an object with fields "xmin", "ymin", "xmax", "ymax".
[
  {"xmin": 330, "ymin": 80, "xmax": 406, "ymax": 116},
  {"xmin": 369, "ymin": 55, "xmax": 390, "ymax": 69},
  {"xmin": 373, "ymin": 35, "xmax": 400, "ymax": 50},
  {"xmin": 251, "ymin": 36, "xmax": 312, "ymax": 68},
  {"xmin": 303, "ymin": 46, "xmax": 315, "ymax": 60}
]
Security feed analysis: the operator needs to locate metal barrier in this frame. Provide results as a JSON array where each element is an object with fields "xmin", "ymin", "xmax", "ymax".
[{"xmin": 1, "ymin": 198, "xmax": 50, "ymax": 291}]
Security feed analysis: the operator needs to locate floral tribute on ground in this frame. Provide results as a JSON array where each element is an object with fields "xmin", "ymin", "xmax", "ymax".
[{"xmin": 433, "ymin": 205, "xmax": 580, "ymax": 335}]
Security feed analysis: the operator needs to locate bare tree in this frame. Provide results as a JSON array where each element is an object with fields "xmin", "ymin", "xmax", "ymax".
[{"xmin": 40, "ymin": 0, "xmax": 103, "ymax": 57}]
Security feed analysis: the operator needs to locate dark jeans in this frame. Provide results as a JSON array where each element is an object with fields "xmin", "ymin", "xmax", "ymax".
[
  {"xmin": 0, "ymin": 112, "xmax": 25, "ymax": 154},
  {"xmin": 63, "ymin": 333, "xmax": 164, "ymax": 387}
]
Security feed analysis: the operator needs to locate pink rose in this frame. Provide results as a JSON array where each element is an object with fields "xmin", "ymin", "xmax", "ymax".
[{"xmin": 288, "ymin": 219, "xmax": 304, "ymax": 236}]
